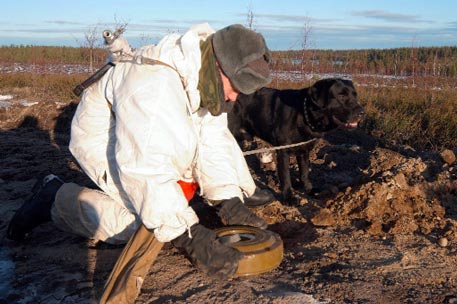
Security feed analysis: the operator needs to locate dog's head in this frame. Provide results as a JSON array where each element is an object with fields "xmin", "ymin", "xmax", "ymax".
[{"xmin": 305, "ymin": 78, "xmax": 364, "ymax": 132}]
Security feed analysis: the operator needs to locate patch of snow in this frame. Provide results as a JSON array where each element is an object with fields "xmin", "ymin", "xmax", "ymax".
[
  {"xmin": 0, "ymin": 94, "xmax": 39, "ymax": 108},
  {"xmin": 0, "ymin": 94, "xmax": 13, "ymax": 101},
  {"xmin": 18, "ymin": 100, "xmax": 38, "ymax": 107},
  {"xmin": 0, "ymin": 101, "xmax": 12, "ymax": 108}
]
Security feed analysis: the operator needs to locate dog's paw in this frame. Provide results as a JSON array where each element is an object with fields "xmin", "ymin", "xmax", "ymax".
[
  {"xmin": 281, "ymin": 190, "xmax": 300, "ymax": 206},
  {"xmin": 284, "ymin": 197, "xmax": 300, "ymax": 206},
  {"xmin": 301, "ymin": 180, "xmax": 313, "ymax": 193}
]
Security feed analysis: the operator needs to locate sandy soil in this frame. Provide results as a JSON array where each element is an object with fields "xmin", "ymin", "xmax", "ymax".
[{"xmin": 1, "ymin": 98, "xmax": 457, "ymax": 304}]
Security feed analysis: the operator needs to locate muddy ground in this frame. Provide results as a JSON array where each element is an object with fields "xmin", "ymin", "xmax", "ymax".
[{"xmin": 1, "ymin": 97, "xmax": 457, "ymax": 304}]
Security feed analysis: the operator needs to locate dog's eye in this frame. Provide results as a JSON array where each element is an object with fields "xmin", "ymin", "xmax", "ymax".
[{"xmin": 338, "ymin": 94, "xmax": 349, "ymax": 102}]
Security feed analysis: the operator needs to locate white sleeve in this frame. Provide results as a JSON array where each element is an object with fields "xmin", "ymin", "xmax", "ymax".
[{"xmin": 197, "ymin": 110, "xmax": 256, "ymax": 201}]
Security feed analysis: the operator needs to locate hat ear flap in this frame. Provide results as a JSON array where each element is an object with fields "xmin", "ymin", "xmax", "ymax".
[{"xmin": 198, "ymin": 39, "xmax": 226, "ymax": 116}]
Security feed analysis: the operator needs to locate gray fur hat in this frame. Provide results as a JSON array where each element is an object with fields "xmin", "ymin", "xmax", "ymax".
[{"xmin": 212, "ymin": 24, "xmax": 271, "ymax": 94}]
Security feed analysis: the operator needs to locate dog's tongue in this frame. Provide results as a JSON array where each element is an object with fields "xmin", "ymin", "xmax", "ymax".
[{"xmin": 345, "ymin": 122, "xmax": 358, "ymax": 128}]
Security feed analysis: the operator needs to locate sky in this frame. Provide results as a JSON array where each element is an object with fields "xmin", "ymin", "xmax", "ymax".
[{"xmin": 1, "ymin": 0, "xmax": 456, "ymax": 50}]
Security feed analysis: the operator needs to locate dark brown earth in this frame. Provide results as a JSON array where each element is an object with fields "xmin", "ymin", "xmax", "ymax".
[{"xmin": 1, "ymin": 97, "xmax": 457, "ymax": 304}]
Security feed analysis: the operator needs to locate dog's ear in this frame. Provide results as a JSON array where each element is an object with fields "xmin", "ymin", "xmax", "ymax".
[
  {"xmin": 309, "ymin": 85, "xmax": 318, "ymax": 101},
  {"xmin": 342, "ymin": 79, "xmax": 355, "ymax": 88},
  {"xmin": 308, "ymin": 80, "xmax": 328, "ymax": 108}
]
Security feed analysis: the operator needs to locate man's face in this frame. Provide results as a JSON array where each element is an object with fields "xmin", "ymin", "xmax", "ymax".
[{"xmin": 219, "ymin": 69, "xmax": 240, "ymax": 102}]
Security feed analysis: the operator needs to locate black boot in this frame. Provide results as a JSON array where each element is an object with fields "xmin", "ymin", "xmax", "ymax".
[
  {"xmin": 216, "ymin": 197, "xmax": 268, "ymax": 229},
  {"xmin": 243, "ymin": 188, "xmax": 275, "ymax": 208},
  {"xmin": 7, "ymin": 173, "xmax": 64, "ymax": 241},
  {"xmin": 172, "ymin": 224, "xmax": 243, "ymax": 279}
]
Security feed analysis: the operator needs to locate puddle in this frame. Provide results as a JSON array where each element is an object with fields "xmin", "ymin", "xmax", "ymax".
[{"xmin": 0, "ymin": 246, "xmax": 14, "ymax": 296}]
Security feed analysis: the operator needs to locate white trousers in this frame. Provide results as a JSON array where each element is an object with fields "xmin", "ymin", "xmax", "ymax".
[{"xmin": 51, "ymin": 183, "xmax": 139, "ymax": 244}]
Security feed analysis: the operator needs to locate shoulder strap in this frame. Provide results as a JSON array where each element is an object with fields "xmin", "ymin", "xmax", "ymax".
[{"xmin": 138, "ymin": 56, "xmax": 178, "ymax": 73}]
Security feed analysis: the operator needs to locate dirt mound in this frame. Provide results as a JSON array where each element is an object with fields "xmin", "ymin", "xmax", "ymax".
[
  {"xmin": 247, "ymin": 129, "xmax": 456, "ymax": 238},
  {"xmin": 323, "ymin": 147, "xmax": 451, "ymax": 236}
]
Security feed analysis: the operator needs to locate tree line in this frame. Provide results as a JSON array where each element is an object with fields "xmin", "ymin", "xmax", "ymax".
[
  {"xmin": 1, "ymin": 45, "xmax": 457, "ymax": 78},
  {"xmin": 272, "ymin": 46, "xmax": 457, "ymax": 78}
]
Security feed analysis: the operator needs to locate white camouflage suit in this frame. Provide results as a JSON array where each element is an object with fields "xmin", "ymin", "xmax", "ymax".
[{"xmin": 51, "ymin": 23, "xmax": 255, "ymax": 244}]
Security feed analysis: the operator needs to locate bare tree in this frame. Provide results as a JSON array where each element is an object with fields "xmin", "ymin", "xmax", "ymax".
[
  {"xmin": 410, "ymin": 34, "xmax": 418, "ymax": 87},
  {"xmin": 246, "ymin": 2, "xmax": 256, "ymax": 31},
  {"xmin": 83, "ymin": 25, "xmax": 100, "ymax": 73},
  {"xmin": 300, "ymin": 17, "xmax": 314, "ymax": 81},
  {"xmin": 394, "ymin": 50, "xmax": 398, "ymax": 76}
]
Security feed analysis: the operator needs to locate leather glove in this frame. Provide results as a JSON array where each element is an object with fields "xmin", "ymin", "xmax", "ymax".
[
  {"xmin": 215, "ymin": 197, "xmax": 268, "ymax": 229},
  {"xmin": 171, "ymin": 224, "xmax": 243, "ymax": 279}
]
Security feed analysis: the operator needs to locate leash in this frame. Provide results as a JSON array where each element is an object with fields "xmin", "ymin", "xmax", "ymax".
[{"xmin": 242, "ymin": 138, "xmax": 317, "ymax": 156}]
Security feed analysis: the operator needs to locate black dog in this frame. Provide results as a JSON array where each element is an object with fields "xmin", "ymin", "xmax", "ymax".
[{"xmin": 228, "ymin": 78, "xmax": 364, "ymax": 204}]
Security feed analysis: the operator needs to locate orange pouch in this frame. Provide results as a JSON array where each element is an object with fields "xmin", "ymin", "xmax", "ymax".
[{"xmin": 177, "ymin": 180, "xmax": 199, "ymax": 201}]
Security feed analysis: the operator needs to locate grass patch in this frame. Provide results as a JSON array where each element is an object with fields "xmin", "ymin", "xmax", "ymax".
[
  {"xmin": 358, "ymin": 85, "xmax": 457, "ymax": 151},
  {"xmin": 0, "ymin": 73, "xmax": 86, "ymax": 101}
]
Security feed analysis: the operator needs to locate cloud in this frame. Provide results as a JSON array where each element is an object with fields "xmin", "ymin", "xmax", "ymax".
[
  {"xmin": 259, "ymin": 19, "xmax": 454, "ymax": 50},
  {"xmin": 351, "ymin": 10, "xmax": 433, "ymax": 24},
  {"xmin": 141, "ymin": 18, "xmax": 221, "ymax": 27},
  {"xmin": 7, "ymin": 27, "xmax": 84, "ymax": 34},
  {"xmin": 44, "ymin": 20, "xmax": 82, "ymax": 25},
  {"xmin": 241, "ymin": 13, "xmax": 338, "ymax": 25},
  {"xmin": 446, "ymin": 21, "xmax": 457, "ymax": 29}
]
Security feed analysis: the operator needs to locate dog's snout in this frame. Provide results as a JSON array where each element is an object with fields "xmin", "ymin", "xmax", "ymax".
[{"xmin": 356, "ymin": 106, "xmax": 365, "ymax": 117}]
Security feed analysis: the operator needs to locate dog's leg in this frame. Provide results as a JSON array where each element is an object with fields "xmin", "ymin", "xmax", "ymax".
[
  {"xmin": 297, "ymin": 152, "xmax": 313, "ymax": 193},
  {"xmin": 276, "ymin": 150, "xmax": 295, "ymax": 204}
]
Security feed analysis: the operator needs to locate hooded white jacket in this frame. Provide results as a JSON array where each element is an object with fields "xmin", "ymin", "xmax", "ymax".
[{"xmin": 69, "ymin": 24, "xmax": 255, "ymax": 242}]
